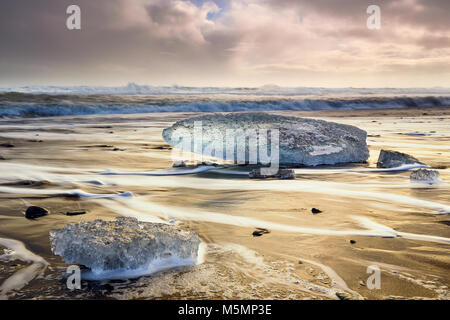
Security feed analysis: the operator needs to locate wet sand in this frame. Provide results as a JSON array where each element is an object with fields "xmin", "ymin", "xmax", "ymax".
[{"xmin": 0, "ymin": 107, "xmax": 449, "ymax": 300}]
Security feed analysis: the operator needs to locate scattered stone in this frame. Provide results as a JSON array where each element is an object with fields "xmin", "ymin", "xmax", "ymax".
[
  {"xmin": 252, "ymin": 228, "xmax": 271, "ymax": 237},
  {"xmin": 0, "ymin": 154, "xmax": 4, "ymax": 160},
  {"xmin": 49, "ymin": 217, "xmax": 201, "ymax": 273},
  {"xmin": 0, "ymin": 142, "xmax": 15, "ymax": 148},
  {"xmin": 359, "ymin": 280, "xmax": 365, "ymax": 286},
  {"xmin": 198, "ymin": 160, "xmax": 221, "ymax": 167},
  {"xmin": 3, "ymin": 180, "xmax": 50, "ymax": 187},
  {"xmin": 163, "ymin": 113, "xmax": 369, "ymax": 166},
  {"xmin": 311, "ymin": 208, "xmax": 322, "ymax": 214},
  {"xmin": 172, "ymin": 160, "xmax": 221, "ymax": 168},
  {"xmin": 298, "ymin": 260, "xmax": 303, "ymax": 264},
  {"xmin": 376, "ymin": 149, "xmax": 424, "ymax": 168},
  {"xmin": 25, "ymin": 206, "xmax": 49, "ymax": 219},
  {"xmin": 336, "ymin": 292, "xmax": 352, "ymax": 300},
  {"xmin": 350, "ymin": 240, "xmax": 356, "ymax": 244},
  {"xmin": 249, "ymin": 168, "xmax": 295, "ymax": 180},
  {"xmin": 410, "ymin": 168, "xmax": 440, "ymax": 184},
  {"xmin": 172, "ymin": 160, "xmax": 187, "ymax": 168},
  {"xmin": 152, "ymin": 145, "xmax": 172, "ymax": 150},
  {"xmin": 66, "ymin": 211, "xmax": 87, "ymax": 216},
  {"xmin": 82, "ymin": 144, "xmax": 113, "ymax": 148},
  {"xmin": 93, "ymin": 126, "xmax": 113, "ymax": 129}
]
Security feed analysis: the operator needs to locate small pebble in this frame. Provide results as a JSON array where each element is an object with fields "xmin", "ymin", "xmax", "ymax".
[
  {"xmin": 25, "ymin": 206, "xmax": 49, "ymax": 219},
  {"xmin": 66, "ymin": 211, "xmax": 87, "ymax": 216}
]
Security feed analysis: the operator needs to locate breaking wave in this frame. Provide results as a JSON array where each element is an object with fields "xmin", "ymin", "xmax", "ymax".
[{"xmin": 0, "ymin": 84, "xmax": 449, "ymax": 118}]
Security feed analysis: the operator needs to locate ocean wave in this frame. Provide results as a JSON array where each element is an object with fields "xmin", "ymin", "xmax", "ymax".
[
  {"xmin": 0, "ymin": 94, "xmax": 449, "ymax": 118},
  {"xmin": 1, "ymin": 83, "xmax": 450, "ymax": 96}
]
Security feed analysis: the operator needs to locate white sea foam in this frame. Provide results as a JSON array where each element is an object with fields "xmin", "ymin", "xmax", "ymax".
[
  {"xmin": 0, "ymin": 238, "xmax": 48, "ymax": 299},
  {"xmin": 97, "ymin": 198, "xmax": 450, "ymax": 244},
  {"xmin": 91, "ymin": 175, "xmax": 450, "ymax": 214},
  {"xmin": 2, "ymin": 83, "xmax": 450, "ymax": 96},
  {"xmin": 81, "ymin": 255, "xmax": 199, "ymax": 281},
  {"xmin": 101, "ymin": 166, "xmax": 217, "ymax": 176},
  {"xmin": 0, "ymin": 186, "xmax": 132, "ymax": 199},
  {"xmin": 82, "ymin": 242, "xmax": 208, "ymax": 280},
  {"xmin": 1, "ymin": 84, "xmax": 449, "ymax": 118},
  {"xmin": 1, "ymin": 161, "xmax": 448, "ymax": 214}
]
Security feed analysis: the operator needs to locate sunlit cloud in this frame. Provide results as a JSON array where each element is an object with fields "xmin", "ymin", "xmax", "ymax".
[{"xmin": 0, "ymin": 0, "xmax": 449, "ymax": 87}]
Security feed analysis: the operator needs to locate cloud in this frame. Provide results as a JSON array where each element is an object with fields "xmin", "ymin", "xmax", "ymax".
[{"xmin": 0, "ymin": 0, "xmax": 449, "ymax": 87}]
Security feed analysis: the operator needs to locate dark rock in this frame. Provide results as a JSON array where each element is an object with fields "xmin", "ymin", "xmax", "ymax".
[
  {"xmin": 311, "ymin": 208, "xmax": 322, "ymax": 214},
  {"xmin": 81, "ymin": 144, "xmax": 113, "ymax": 148},
  {"xmin": 350, "ymin": 240, "xmax": 356, "ymax": 244},
  {"xmin": 152, "ymin": 145, "xmax": 172, "ymax": 150},
  {"xmin": 66, "ymin": 211, "xmax": 87, "ymax": 216},
  {"xmin": 172, "ymin": 160, "xmax": 221, "ymax": 168},
  {"xmin": 0, "ymin": 154, "xmax": 4, "ymax": 160},
  {"xmin": 410, "ymin": 168, "xmax": 440, "ymax": 184},
  {"xmin": 25, "ymin": 206, "xmax": 49, "ymax": 219},
  {"xmin": 249, "ymin": 168, "xmax": 295, "ymax": 180},
  {"xmin": 336, "ymin": 292, "xmax": 352, "ymax": 300},
  {"xmin": 252, "ymin": 228, "xmax": 270, "ymax": 237},
  {"xmin": 0, "ymin": 142, "xmax": 15, "ymax": 148},
  {"xmin": 172, "ymin": 160, "xmax": 187, "ymax": 168},
  {"xmin": 376, "ymin": 149, "xmax": 423, "ymax": 168},
  {"xmin": 4, "ymin": 180, "xmax": 50, "ymax": 187}
]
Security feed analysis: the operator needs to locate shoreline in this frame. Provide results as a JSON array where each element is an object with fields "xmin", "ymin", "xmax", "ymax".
[{"xmin": 0, "ymin": 106, "xmax": 449, "ymax": 300}]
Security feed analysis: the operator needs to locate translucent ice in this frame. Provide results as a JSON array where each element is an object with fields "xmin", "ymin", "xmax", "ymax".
[
  {"xmin": 162, "ymin": 113, "xmax": 369, "ymax": 166},
  {"xmin": 49, "ymin": 217, "xmax": 201, "ymax": 279}
]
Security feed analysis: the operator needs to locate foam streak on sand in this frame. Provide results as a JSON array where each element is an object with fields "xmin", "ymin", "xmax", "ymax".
[
  {"xmin": 277, "ymin": 252, "xmax": 362, "ymax": 298},
  {"xmin": 0, "ymin": 186, "xmax": 132, "ymax": 199},
  {"xmin": 92, "ymin": 176, "xmax": 450, "ymax": 214},
  {"xmin": 0, "ymin": 238, "xmax": 48, "ymax": 299},
  {"xmin": 97, "ymin": 198, "xmax": 450, "ymax": 244},
  {"xmin": 101, "ymin": 166, "xmax": 217, "ymax": 176},
  {"xmin": 0, "ymin": 163, "xmax": 449, "ymax": 213}
]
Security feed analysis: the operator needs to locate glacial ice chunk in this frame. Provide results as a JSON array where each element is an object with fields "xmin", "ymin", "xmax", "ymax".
[
  {"xmin": 410, "ymin": 168, "xmax": 441, "ymax": 184},
  {"xmin": 49, "ymin": 217, "xmax": 201, "ymax": 279},
  {"xmin": 162, "ymin": 113, "xmax": 369, "ymax": 166}
]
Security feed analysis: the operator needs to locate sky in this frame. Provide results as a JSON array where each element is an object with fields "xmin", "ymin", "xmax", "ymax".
[{"xmin": 0, "ymin": 0, "xmax": 449, "ymax": 88}]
